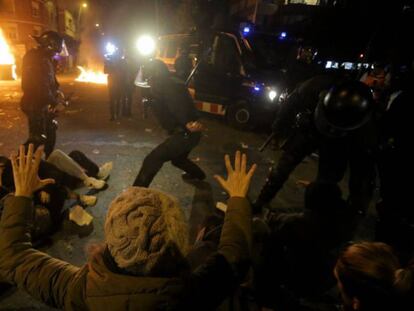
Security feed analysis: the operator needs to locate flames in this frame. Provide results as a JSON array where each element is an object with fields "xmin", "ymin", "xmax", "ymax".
[
  {"xmin": 0, "ymin": 28, "xmax": 17, "ymax": 80},
  {"xmin": 75, "ymin": 66, "xmax": 107, "ymax": 85}
]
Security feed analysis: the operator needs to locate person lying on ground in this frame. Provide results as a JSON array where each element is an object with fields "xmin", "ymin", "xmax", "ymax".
[{"xmin": 47, "ymin": 149, "xmax": 112, "ymax": 189}]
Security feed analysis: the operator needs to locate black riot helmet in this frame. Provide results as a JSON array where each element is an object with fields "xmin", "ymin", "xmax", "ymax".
[
  {"xmin": 135, "ymin": 59, "xmax": 170, "ymax": 88},
  {"xmin": 34, "ymin": 31, "xmax": 64, "ymax": 54},
  {"xmin": 315, "ymin": 81, "xmax": 374, "ymax": 137}
]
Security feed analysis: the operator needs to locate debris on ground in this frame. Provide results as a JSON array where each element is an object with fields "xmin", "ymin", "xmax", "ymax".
[{"xmin": 69, "ymin": 205, "xmax": 93, "ymax": 226}]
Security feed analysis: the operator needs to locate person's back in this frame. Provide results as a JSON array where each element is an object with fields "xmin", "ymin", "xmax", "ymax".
[
  {"xmin": 20, "ymin": 48, "xmax": 58, "ymax": 114},
  {"xmin": 256, "ymin": 78, "xmax": 377, "ymax": 214},
  {"xmin": 174, "ymin": 51, "xmax": 193, "ymax": 81},
  {"xmin": 151, "ymin": 75, "xmax": 198, "ymax": 134},
  {"xmin": 271, "ymin": 73, "xmax": 343, "ymax": 140},
  {"xmin": 375, "ymin": 68, "xmax": 414, "ymax": 261}
]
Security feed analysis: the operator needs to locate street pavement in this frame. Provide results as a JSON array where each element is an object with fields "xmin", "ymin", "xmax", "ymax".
[{"xmin": 0, "ymin": 76, "xmax": 373, "ymax": 310}]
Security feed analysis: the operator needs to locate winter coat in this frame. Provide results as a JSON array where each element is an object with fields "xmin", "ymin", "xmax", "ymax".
[{"xmin": 0, "ymin": 196, "xmax": 252, "ymax": 310}]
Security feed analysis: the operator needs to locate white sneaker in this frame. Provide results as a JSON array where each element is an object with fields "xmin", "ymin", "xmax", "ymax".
[
  {"xmin": 84, "ymin": 177, "xmax": 106, "ymax": 190},
  {"xmin": 97, "ymin": 162, "xmax": 113, "ymax": 180},
  {"xmin": 80, "ymin": 195, "xmax": 97, "ymax": 207}
]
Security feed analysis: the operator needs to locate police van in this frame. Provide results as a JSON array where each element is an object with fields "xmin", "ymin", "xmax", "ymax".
[{"xmin": 156, "ymin": 27, "xmax": 295, "ymax": 129}]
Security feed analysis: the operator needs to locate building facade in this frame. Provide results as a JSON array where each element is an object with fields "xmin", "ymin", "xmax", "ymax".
[
  {"xmin": 0, "ymin": 0, "xmax": 58, "ymax": 52},
  {"xmin": 0, "ymin": 0, "xmax": 80, "ymax": 74}
]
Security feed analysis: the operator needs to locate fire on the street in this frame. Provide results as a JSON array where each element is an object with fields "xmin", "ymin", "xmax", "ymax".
[
  {"xmin": 0, "ymin": 28, "xmax": 17, "ymax": 80},
  {"xmin": 75, "ymin": 66, "xmax": 107, "ymax": 85}
]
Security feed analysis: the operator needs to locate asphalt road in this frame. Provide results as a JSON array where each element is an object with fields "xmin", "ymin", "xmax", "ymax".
[{"xmin": 1, "ymin": 75, "xmax": 372, "ymax": 310}]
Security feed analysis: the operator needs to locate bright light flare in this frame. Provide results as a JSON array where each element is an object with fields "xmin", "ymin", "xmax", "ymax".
[
  {"xmin": 75, "ymin": 66, "xmax": 107, "ymax": 85},
  {"xmin": 105, "ymin": 42, "xmax": 117, "ymax": 56},
  {"xmin": 0, "ymin": 28, "xmax": 17, "ymax": 80},
  {"xmin": 136, "ymin": 35, "xmax": 156, "ymax": 56},
  {"xmin": 268, "ymin": 90, "xmax": 277, "ymax": 101}
]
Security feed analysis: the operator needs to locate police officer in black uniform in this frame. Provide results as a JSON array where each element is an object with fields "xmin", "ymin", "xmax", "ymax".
[
  {"xmin": 104, "ymin": 51, "xmax": 123, "ymax": 121},
  {"xmin": 133, "ymin": 60, "xmax": 206, "ymax": 187},
  {"xmin": 20, "ymin": 31, "xmax": 64, "ymax": 157},
  {"xmin": 375, "ymin": 63, "xmax": 414, "ymax": 261},
  {"xmin": 254, "ymin": 76, "xmax": 377, "ymax": 215},
  {"xmin": 174, "ymin": 44, "xmax": 193, "ymax": 82}
]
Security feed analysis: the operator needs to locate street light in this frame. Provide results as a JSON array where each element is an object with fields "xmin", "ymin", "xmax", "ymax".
[{"xmin": 82, "ymin": 3, "xmax": 88, "ymax": 8}]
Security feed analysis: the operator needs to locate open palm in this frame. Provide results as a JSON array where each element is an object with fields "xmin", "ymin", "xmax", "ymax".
[
  {"xmin": 10, "ymin": 145, "xmax": 55, "ymax": 198},
  {"xmin": 214, "ymin": 151, "xmax": 257, "ymax": 198}
]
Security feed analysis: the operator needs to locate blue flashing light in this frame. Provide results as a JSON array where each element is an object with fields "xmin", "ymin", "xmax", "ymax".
[
  {"xmin": 243, "ymin": 27, "xmax": 251, "ymax": 34},
  {"xmin": 279, "ymin": 32, "xmax": 287, "ymax": 39},
  {"xmin": 254, "ymin": 86, "xmax": 261, "ymax": 91}
]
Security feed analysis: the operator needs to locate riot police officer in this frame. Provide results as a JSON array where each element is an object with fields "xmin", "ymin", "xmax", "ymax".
[
  {"xmin": 133, "ymin": 60, "xmax": 206, "ymax": 187},
  {"xmin": 255, "ymin": 76, "xmax": 377, "ymax": 215},
  {"xmin": 375, "ymin": 63, "xmax": 414, "ymax": 261},
  {"xmin": 104, "ymin": 51, "xmax": 123, "ymax": 121},
  {"xmin": 174, "ymin": 44, "xmax": 193, "ymax": 82},
  {"xmin": 20, "ymin": 31, "xmax": 64, "ymax": 157}
]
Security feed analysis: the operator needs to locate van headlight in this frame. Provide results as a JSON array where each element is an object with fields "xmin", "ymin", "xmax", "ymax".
[
  {"xmin": 136, "ymin": 35, "xmax": 156, "ymax": 56},
  {"xmin": 268, "ymin": 89, "xmax": 278, "ymax": 101}
]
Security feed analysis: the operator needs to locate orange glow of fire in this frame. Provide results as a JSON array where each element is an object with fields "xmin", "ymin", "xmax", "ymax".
[
  {"xmin": 75, "ymin": 66, "xmax": 107, "ymax": 85},
  {"xmin": 0, "ymin": 28, "xmax": 17, "ymax": 80}
]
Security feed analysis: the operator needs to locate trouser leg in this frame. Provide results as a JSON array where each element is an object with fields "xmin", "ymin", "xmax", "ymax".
[
  {"xmin": 133, "ymin": 144, "xmax": 169, "ymax": 187},
  {"xmin": 47, "ymin": 150, "xmax": 87, "ymax": 180},
  {"xmin": 25, "ymin": 112, "xmax": 46, "ymax": 146},
  {"xmin": 171, "ymin": 132, "xmax": 205, "ymax": 179},
  {"xmin": 255, "ymin": 132, "xmax": 314, "ymax": 210},
  {"xmin": 171, "ymin": 157, "xmax": 206, "ymax": 179},
  {"xmin": 69, "ymin": 150, "xmax": 100, "ymax": 177},
  {"xmin": 133, "ymin": 132, "xmax": 203, "ymax": 187},
  {"xmin": 44, "ymin": 117, "xmax": 57, "ymax": 158},
  {"xmin": 24, "ymin": 111, "xmax": 56, "ymax": 157},
  {"xmin": 38, "ymin": 161, "xmax": 81, "ymax": 189},
  {"xmin": 109, "ymin": 97, "xmax": 116, "ymax": 119}
]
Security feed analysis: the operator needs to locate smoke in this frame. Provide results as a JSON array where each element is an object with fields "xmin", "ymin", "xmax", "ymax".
[{"xmin": 77, "ymin": 3, "xmax": 105, "ymax": 70}]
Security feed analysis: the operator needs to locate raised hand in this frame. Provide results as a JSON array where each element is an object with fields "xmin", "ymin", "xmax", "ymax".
[
  {"xmin": 10, "ymin": 144, "xmax": 55, "ymax": 198},
  {"xmin": 214, "ymin": 151, "xmax": 257, "ymax": 198}
]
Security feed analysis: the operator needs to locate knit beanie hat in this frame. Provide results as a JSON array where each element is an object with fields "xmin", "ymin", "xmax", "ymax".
[{"xmin": 104, "ymin": 187, "xmax": 189, "ymax": 276}]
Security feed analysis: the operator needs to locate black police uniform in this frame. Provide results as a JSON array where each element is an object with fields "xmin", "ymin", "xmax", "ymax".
[
  {"xmin": 133, "ymin": 75, "xmax": 205, "ymax": 187},
  {"xmin": 20, "ymin": 48, "xmax": 59, "ymax": 157},
  {"xmin": 104, "ymin": 56, "xmax": 123, "ymax": 120},
  {"xmin": 119, "ymin": 57, "xmax": 137, "ymax": 117},
  {"xmin": 174, "ymin": 52, "xmax": 193, "ymax": 82},
  {"xmin": 255, "ymin": 75, "xmax": 377, "ymax": 214},
  {"xmin": 376, "ymin": 84, "xmax": 414, "ymax": 260}
]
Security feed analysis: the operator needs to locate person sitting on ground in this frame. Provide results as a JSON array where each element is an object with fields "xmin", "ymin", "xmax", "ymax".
[
  {"xmin": 335, "ymin": 241, "xmax": 414, "ymax": 311},
  {"xmin": 252, "ymin": 181, "xmax": 355, "ymax": 310},
  {"xmin": 0, "ymin": 146, "xmax": 256, "ymax": 310}
]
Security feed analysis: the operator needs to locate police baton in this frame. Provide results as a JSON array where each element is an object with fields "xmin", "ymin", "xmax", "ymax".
[
  {"xmin": 259, "ymin": 132, "xmax": 276, "ymax": 152},
  {"xmin": 185, "ymin": 48, "xmax": 212, "ymax": 87}
]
